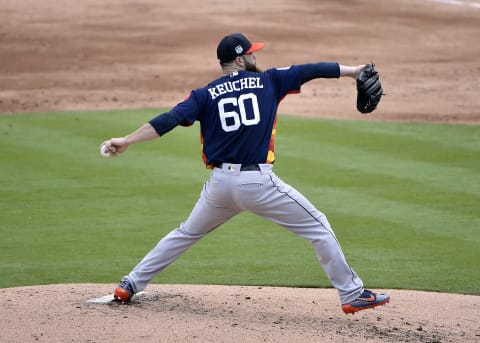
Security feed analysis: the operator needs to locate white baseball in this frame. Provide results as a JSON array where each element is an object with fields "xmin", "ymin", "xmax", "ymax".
[{"xmin": 100, "ymin": 143, "xmax": 116, "ymax": 157}]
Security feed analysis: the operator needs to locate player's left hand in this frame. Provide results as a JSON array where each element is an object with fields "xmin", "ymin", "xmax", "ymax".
[{"xmin": 356, "ymin": 64, "xmax": 383, "ymax": 114}]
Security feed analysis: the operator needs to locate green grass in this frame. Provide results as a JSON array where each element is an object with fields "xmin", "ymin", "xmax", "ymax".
[{"xmin": 0, "ymin": 110, "xmax": 479, "ymax": 295}]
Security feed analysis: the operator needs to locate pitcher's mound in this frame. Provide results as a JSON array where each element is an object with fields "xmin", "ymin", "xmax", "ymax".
[{"xmin": 1, "ymin": 284, "xmax": 478, "ymax": 342}]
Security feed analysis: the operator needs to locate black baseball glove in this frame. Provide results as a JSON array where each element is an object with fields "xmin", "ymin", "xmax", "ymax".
[{"xmin": 356, "ymin": 64, "xmax": 383, "ymax": 114}]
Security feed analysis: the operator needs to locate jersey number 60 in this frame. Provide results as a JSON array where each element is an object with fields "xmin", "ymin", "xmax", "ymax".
[{"xmin": 218, "ymin": 93, "xmax": 260, "ymax": 132}]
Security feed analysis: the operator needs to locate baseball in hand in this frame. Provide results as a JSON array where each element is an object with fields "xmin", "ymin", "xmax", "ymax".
[{"xmin": 100, "ymin": 143, "xmax": 116, "ymax": 157}]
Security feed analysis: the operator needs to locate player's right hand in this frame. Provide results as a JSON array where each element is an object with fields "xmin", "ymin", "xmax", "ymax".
[{"xmin": 100, "ymin": 137, "xmax": 129, "ymax": 157}]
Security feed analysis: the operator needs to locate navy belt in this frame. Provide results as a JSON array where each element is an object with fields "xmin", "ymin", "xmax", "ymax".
[
  {"xmin": 239, "ymin": 164, "xmax": 261, "ymax": 171},
  {"xmin": 215, "ymin": 163, "xmax": 261, "ymax": 171}
]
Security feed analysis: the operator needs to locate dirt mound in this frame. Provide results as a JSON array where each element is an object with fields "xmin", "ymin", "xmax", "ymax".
[{"xmin": 1, "ymin": 284, "xmax": 479, "ymax": 342}]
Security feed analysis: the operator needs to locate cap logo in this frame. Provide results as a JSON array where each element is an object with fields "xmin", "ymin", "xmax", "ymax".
[{"xmin": 235, "ymin": 45, "xmax": 243, "ymax": 54}]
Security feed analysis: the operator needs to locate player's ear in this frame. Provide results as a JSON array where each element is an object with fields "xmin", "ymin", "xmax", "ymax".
[{"xmin": 234, "ymin": 56, "xmax": 245, "ymax": 68}]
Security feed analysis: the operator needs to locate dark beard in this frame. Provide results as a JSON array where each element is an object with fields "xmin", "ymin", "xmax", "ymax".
[{"xmin": 244, "ymin": 58, "xmax": 262, "ymax": 73}]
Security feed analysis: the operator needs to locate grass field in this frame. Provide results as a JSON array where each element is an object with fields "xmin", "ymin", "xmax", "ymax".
[{"xmin": 1, "ymin": 110, "xmax": 479, "ymax": 295}]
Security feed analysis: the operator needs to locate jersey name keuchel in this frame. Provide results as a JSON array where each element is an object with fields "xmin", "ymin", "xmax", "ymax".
[{"xmin": 208, "ymin": 76, "xmax": 264, "ymax": 100}]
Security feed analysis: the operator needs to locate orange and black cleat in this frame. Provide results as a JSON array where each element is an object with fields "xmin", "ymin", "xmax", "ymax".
[
  {"xmin": 342, "ymin": 289, "xmax": 390, "ymax": 314},
  {"xmin": 113, "ymin": 276, "xmax": 135, "ymax": 303}
]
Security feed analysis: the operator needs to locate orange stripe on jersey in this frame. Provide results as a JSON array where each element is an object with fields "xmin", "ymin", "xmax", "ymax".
[
  {"xmin": 200, "ymin": 133, "xmax": 207, "ymax": 165},
  {"xmin": 200, "ymin": 87, "xmax": 298, "ymax": 167},
  {"xmin": 200, "ymin": 133, "xmax": 214, "ymax": 169},
  {"xmin": 266, "ymin": 115, "xmax": 278, "ymax": 164},
  {"xmin": 265, "ymin": 90, "xmax": 299, "ymax": 164},
  {"xmin": 286, "ymin": 90, "xmax": 301, "ymax": 96}
]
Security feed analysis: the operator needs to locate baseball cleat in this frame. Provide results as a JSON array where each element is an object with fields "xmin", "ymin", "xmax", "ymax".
[
  {"xmin": 113, "ymin": 276, "xmax": 135, "ymax": 303},
  {"xmin": 342, "ymin": 289, "xmax": 390, "ymax": 314}
]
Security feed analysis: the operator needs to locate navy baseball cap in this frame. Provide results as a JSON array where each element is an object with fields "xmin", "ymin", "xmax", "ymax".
[{"xmin": 216, "ymin": 33, "xmax": 264, "ymax": 63}]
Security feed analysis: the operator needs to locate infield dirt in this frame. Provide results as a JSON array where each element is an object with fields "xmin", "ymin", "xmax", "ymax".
[
  {"xmin": 1, "ymin": 0, "xmax": 479, "ymax": 342},
  {"xmin": 2, "ymin": 0, "xmax": 480, "ymax": 123}
]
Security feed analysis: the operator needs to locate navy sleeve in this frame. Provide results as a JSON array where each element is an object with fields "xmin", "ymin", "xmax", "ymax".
[
  {"xmin": 148, "ymin": 110, "xmax": 189, "ymax": 136},
  {"xmin": 297, "ymin": 62, "xmax": 340, "ymax": 84},
  {"xmin": 267, "ymin": 67, "xmax": 303, "ymax": 99},
  {"xmin": 169, "ymin": 89, "xmax": 206, "ymax": 123}
]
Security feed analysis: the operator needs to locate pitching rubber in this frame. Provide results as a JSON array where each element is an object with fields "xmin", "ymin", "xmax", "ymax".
[{"xmin": 86, "ymin": 291, "xmax": 147, "ymax": 304}]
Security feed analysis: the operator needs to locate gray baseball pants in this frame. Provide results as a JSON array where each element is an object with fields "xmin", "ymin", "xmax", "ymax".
[{"xmin": 127, "ymin": 163, "xmax": 364, "ymax": 304}]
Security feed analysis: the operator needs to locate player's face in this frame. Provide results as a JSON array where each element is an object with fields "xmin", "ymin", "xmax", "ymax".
[{"xmin": 242, "ymin": 53, "xmax": 262, "ymax": 72}]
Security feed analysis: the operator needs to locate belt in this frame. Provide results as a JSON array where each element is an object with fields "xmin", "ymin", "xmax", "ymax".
[
  {"xmin": 239, "ymin": 164, "xmax": 261, "ymax": 171},
  {"xmin": 215, "ymin": 163, "xmax": 261, "ymax": 171}
]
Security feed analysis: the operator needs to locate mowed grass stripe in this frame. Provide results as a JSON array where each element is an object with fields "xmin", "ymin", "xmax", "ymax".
[{"xmin": 0, "ymin": 111, "xmax": 478, "ymax": 294}]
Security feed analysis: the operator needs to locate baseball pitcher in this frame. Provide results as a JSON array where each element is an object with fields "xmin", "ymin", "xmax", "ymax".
[{"xmin": 100, "ymin": 33, "xmax": 388, "ymax": 314}]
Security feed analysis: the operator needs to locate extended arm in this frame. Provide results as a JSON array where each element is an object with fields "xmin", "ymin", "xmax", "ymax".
[
  {"xmin": 100, "ymin": 110, "xmax": 187, "ymax": 157},
  {"xmin": 298, "ymin": 63, "xmax": 365, "ymax": 84},
  {"xmin": 100, "ymin": 123, "xmax": 159, "ymax": 157}
]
